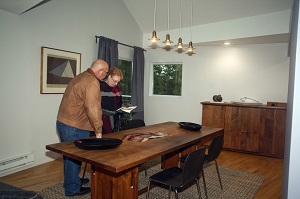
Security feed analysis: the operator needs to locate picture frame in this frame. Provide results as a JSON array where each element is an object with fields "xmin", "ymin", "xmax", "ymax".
[{"xmin": 40, "ymin": 46, "xmax": 81, "ymax": 94}]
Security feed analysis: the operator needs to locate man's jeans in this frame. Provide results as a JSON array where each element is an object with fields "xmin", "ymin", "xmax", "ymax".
[{"xmin": 56, "ymin": 121, "xmax": 90, "ymax": 195}]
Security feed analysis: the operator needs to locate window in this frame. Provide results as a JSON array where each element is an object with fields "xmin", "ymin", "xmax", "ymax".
[
  {"xmin": 151, "ymin": 63, "xmax": 182, "ymax": 96},
  {"xmin": 118, "ymin": 59, "xmax": 132, "ymax": 105}
]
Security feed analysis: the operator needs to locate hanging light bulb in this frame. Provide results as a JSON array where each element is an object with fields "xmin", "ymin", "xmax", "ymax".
[
  {"xmin": 188, "ymin": 41, "xmax": 194, "ymax": 52},
  {"xmin": 177, "ymin": 0, "xmax": 183, "ymax": 50},
  {"xmin": 187, "ymin": 0, "xmax": 195, "ymax": 54},
  {"xmin": 177, "ymin": 38, "xmax": 183, "ymax": 49},
  {"xmin": 149, "ymin": 30, "xmax": 159, "ymax": 42},
  {"xmin": 163, "ymin": 0, "xmax": 172, "ymax": 47},
  {"xmin": 164, "ymin": 34, "xmax": 172, "ymax": 46},
  {"xmin": 148, "ymin": 0, "xmax": 160, "ymax": 43}
]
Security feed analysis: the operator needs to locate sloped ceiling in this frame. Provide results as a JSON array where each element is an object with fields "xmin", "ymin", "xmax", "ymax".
[
  {"xmin": 0, "ymin": 0, "xmax": 293, "ymax": 45},
  {"xmin": 123, "ymin": 0, "xmax": 293, "ymax": 34},
  {"xmin": 0, "ymin": 0, "xmax": 51, "ymax": 15},
  {"xmin": 0, "ymin": 0, "xmax": 292, "ymax": 32}
]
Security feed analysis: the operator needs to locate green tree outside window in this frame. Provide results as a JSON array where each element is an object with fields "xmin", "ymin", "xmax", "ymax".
[
  {"xmin": 118, "ymin": 59, "xmax": 132, "ymax": 104},
  {"xmin": 153, "ymin": 64, "xmax": 182, "ymax": 96}
]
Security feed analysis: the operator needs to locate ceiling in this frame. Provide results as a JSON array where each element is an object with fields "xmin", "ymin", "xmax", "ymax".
[
  {"xmin": 122, "ymin": 0, "xmax": 293, "ymax": 46},
  {"xmin": 123, "ymin": 0, "xmax": 293, "ymax": 33},
  {"xmin": 0, "ymin": 0, "xmax": 293, "ymax": 45},
  {"xmin": 0, "ymin": 0, "xmax": 51, "ymax": 15}
]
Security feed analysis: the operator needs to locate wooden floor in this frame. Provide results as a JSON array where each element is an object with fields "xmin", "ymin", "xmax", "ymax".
[{"xmin": 0, "ymin": 150, "xmax": 283, "ymax": 199}]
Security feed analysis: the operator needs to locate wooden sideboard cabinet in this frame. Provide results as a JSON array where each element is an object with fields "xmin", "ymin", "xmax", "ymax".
[{"xmin": 201, "ymin": 102, "xmax": 286, "ymax": 158}]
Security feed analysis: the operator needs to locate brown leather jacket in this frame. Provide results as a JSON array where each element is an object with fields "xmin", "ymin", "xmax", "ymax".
[{"xmin": 57, "ymin": 68, "xmax": 103, "ymax": 134}]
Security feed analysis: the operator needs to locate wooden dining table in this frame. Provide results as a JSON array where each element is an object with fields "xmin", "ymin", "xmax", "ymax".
[{"xmin": 46, "ymin": 121, "xmax": 224, "ymax": 199}]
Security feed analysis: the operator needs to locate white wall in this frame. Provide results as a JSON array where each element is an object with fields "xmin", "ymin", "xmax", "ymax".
[
  {"xmin": 0, "ymin": 0, "xmax": 142, "ymax": 175},
  {"xmin": 144, "ymin": 44, "xmax": 289, "ymax": 125}
]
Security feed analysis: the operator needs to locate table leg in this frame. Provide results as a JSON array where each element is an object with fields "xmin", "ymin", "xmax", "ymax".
[
  {"xmin": 91, "ymin": 165, "xmax": 139, "ymax": 199},
  {"xmin": 161, "ymin": 150, "xmax": 180, "ymax": 170}
]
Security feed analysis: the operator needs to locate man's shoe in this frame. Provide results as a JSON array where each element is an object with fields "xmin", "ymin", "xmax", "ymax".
[
  {"xmin": 80, "ymin": 177, "xmax": 90, "ymax": 185},
  {"xmin": 66, "ymin": 187, "xmax": 91, "ymax": 197}
]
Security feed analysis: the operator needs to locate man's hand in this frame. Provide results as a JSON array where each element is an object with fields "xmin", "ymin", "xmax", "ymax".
[{"xmin": 95, "ymin": 133, "xmax": 102, "ymax": 138}]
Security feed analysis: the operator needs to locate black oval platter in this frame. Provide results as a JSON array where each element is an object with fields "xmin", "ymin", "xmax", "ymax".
[
  {"xmin": 74, "ymin": 138, "xmax": 122, "ymax": 150},
  {"xmin": 178, "ymin": 122, "xmax": 202, "ymax": 131}
]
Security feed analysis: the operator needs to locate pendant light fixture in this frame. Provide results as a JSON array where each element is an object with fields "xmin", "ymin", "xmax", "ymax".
[
  {"xmin": 187, "ymin": 0, "xmax": 195, "ymax": 54},
  {"xmin": 176, "ymin": 0, "xmax": 183, "ymax": 49},
  {"xmin": 148, "ymin": 0, "xmax": 160, "ymax": 43},
  {"xmin": 163, "ymin": 0, "xmax": 173, "ymax": 47},
  {"xmin": 187, "ymin": 42, "xmax": 194, "ymax": 52},
  {"xmin": 147, "ymin": 0, "xmax": 195, "ymax": 56}
]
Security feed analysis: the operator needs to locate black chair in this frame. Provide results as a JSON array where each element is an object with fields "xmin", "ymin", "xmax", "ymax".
[
  {"xmin": 203, "ymin": 134, "xmax": 224, "ymax": 190},
  {"xmin": 180, "ymin": 134, "xmax": 224, "ymax": 193},
  {"xmin": 122, "ymin": 119, "xmax": 145, "ymax": 130},
  {"xmin": 146, "ymin": 147, "xmax": 206, "ymax": 199},
  {"xmin": 0, "ymin": 182, "xmax": 43, "ymax": 199}
]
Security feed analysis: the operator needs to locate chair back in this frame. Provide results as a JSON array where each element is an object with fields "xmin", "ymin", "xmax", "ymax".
[
  {"xmin": 206, "ymin": 134, "xmax": 224, "ymax": 162},
  {"xmin": 182, "ymin": 146, "xmax": 206, "ymax": 183},
  {"xmin": 126, "ymin": 119, "xmax": 145, "ymax": 129}
]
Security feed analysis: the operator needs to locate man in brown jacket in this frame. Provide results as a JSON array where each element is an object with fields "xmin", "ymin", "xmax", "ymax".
[{"xmin": 56, "ymin": 59, "xmax": 109, "ymax": 196}]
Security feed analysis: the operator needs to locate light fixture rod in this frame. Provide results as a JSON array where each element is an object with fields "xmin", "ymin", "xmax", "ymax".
[
  {"xmin": 190, "ymin": 0, "xmax": 193, "ymax": 41},
  {"xmin": 168, "ymin": 0, "xmax": 170, "ymax": 31},
  {"xmin": 180, "ymin": 0, "xmax": 182, "ymax": 37},
  {"xmin": 154, "ymin": 0, "xmax": 157, "ymax": 30}
]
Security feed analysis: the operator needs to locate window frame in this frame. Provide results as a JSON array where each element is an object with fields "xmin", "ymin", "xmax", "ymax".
[{"xmin": 149, "ymin": 62, "xmax": 183, "ymax": 97}]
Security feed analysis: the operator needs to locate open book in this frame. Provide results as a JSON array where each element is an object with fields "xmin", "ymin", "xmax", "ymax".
[{"xmin": 116, "ymin": 106, "xmax": 137, "ymax": 113}]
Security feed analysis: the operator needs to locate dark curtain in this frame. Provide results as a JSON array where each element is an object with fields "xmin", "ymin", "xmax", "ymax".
[
  {"xmin": 131, "ymin": 47, "xmax": 145, "ymax": 120},
  {"xmin": 97, "ymin": 36, "xmax": 119, "ymax": 68}
]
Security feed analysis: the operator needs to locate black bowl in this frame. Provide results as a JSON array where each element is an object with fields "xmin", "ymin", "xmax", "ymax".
[
  {"xmin": 74, "ymin": 138, "xmax": 122, "ymax": 150},
  {"xmin": 178, "ymin": 122, "xmax": 202, "ymax": 131}
]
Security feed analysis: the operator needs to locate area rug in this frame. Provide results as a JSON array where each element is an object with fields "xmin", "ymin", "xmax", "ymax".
[{"xmin": 37, "ymin": 161, "xmax": 264, "ymax": 199}]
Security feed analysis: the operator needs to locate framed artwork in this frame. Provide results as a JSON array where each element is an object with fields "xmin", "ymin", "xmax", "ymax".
[{"xmin": 40, "ymin": 46, "xmax": 81, "ymax": 94}]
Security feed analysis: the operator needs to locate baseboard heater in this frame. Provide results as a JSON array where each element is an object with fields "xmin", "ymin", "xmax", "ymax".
[{"xmin": 0, "ymin": 153, "xmax": 34, "ymax": 176}]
